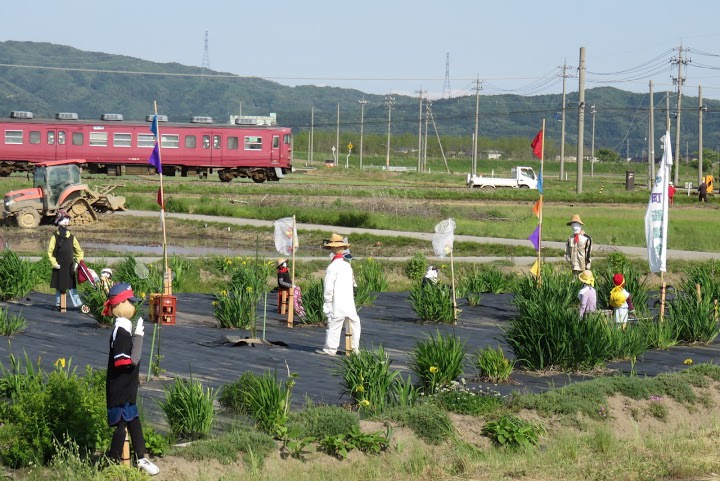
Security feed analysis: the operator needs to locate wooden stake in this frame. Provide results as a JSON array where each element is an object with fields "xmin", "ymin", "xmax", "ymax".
[
  {"xmin": 287, "ymin": 216, "xmax": 296, "ymax": 328},
  {"xmin": 450, "ymin": 249, "xmax": 458, "ymax": 325},
  {"xmin": 121, "ymin": 428, "xmax": 131, "ymax": 466},
  {"xmin": 345, "ymin": 318, "xmax": 352, "ymax": 356},
  {"xmin": 714, "ymin": 299, "xmax": 718, "ymax": 322},
  {"xmin": 696, "ymin": 283, "xmax": 702, "ymax": 302},
  {"xmin": 660, "ymin": 281, "xmax": 666, "ymax": 321},
  {"xmin": 60, "ymin": 292, "xmax": 67, "ymax": 312}
]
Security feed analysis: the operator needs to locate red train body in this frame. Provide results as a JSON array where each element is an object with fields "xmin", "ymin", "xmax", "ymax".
[{"xmin": 0, "ymin": 112, "xmax": 293, "ymax": 182}]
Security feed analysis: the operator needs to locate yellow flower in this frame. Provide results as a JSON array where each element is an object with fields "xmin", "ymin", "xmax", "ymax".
[
  {"xmin": 226, "ymin": 259, "xmax": 232, "ymax": 265},
  {"xmin": 246, "ymin": 286, "xmax": 253, "ymax": 293},
  {"xmin": 441, "ymin": 264, "xmax": 447, "ymax": 269},
  {"xmin": 54, "ymin": 358, "xmax": 66, "ymax": 369},
  {"xmin": 684, "ymin": 358, "xmax": 693, "ymax": 365},
  {"xmin": 220, "ymin": 290, "xmax": 227, "ymax": 297},
  {"xmin": 429, "ymin": 366, "xmax": 439, "ymax": 374},
  {"xmin": 354, "ymin": 385, "xmax": 365, "ymax": 393},
  {"xmin": 242, "ymin": 261, "xmax": 247, "ymax": 266},
  {"xmin": 212, "ymin": 301, "xmax": 218, "ymax": 306},
  {"xmin": 359, "ymin": 399, "xmax": 370, "ymax": 407},
  {"xmin": 139, "ymin": 292, "xmax": 146, "ymax": 299}
]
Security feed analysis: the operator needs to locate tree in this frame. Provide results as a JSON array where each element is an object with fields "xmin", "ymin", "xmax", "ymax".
[{"xmin": 596, "ymin": 148, "xmax": 622, "ymax": 163}]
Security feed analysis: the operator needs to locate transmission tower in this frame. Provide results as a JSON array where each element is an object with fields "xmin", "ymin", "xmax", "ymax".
[
  {"xmin": 441, "ymin": 53, "xmax": 451, "ymax": 99},
  {"xmin": 201, "ymin": 31, "xmax": 210, "ymax": 78}
]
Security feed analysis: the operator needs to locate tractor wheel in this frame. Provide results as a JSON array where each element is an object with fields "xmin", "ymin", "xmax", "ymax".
[
  {"xmin": 67, "ymin": 199, "xmax": 99, "ymax": 226},
  {"xmin": 15, "ymin": 208, "xmax": 41, "ymax": 229}
]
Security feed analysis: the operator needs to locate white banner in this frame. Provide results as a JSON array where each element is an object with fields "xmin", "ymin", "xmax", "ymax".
[
  {"xmin": 273, "ymin": 217, "xmax": 298, "ymax": 256},
  {"xmin": 432, "ymin": 218, "xmax": 456, "ymax": 258},
  {"xmin": 645, "ymin": 132, "xmax": 673, "ymax": 273}
]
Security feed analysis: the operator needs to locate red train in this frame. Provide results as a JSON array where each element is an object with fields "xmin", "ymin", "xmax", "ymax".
[{"xmin": 0, "ymin": 111, "xmax": 293, "ymax": 182}]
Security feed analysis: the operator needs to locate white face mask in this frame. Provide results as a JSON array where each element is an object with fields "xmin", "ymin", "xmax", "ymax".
[
  {"xmin": 58, "ymin": 218, "xmax": 70, "ymax": 227},
  {"xmin": 571, "ymin": 222, "xmax": 582, "ymax": 234}
]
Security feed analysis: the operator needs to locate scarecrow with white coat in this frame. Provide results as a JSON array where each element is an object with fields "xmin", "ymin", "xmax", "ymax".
[
  {"xmin": 104, "ymin": 283, "xmax": 159, "ymax": 476},
  {"xmin": 564, "ymin": 214, "xmax": 592, "ymax": 276},
  {"xmin": 316, "ymin": 233, "xmax": 361, "ymax": 356}
]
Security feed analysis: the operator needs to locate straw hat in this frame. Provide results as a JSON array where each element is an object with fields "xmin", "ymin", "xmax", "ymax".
[
  {"xmin": 323, "ymin": 233, "xmax": 350, "ymax": 249},
  {"xmin": 276, "ymin": 258, "xmax": 287, "ymax": 267},
  {"xmin": 566, "ymin": 214, "xmax": 584, "ymax": 226},
  {"xmin": 578, "ymin": 270, "xmax": 594, "ymax": 287}
]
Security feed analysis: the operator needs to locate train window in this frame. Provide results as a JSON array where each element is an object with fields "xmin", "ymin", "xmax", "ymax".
[
  {"xmin": 138, "ymin": 134, "xmax": 155, "ymax": 148},
  {"xmin": 72, "ymin": 132, "xmax": 84, "ymax": 146},
  {"xmin": 113, "ymin": 133, "xmax": 132, "ymax": 147},
  {"xmin": 284, "ymin": 134, "xmax": 291, "ymax": 144},
  {"xmin": 185, "ymin": 135, "xmax": 196, "ymax": 148},
  {"xmin": 89, "ymin": 132, "xmax": 109, "ymax": 147},
  {"xmin": 48, "ymin": 132, "xmax": 55, "ymax": 145},
  {"xmin": 244, "ymin": 136, "xmax": 263, "ymax": 150},
  {"xmin": 273, "ymin": 136, "xmax": 280, "ymax": 148},
  {"xmin": 29, "ymin": 131, "xmax": 41, "ymax": 144},
  {"xmin": 58, "ymin": 131, "xmax": 66, "ymax": 145},
  {"xmin": 227, "ymin": 137, "xmax": 238, "ymax": 150},
  {"xmin": 213, "ymin": 135, "xmax": 221, "ymax": 149},
  {"xmin": 4, "ymin": 130, "xmax": 22, "ymax": 144},
  {"xmin": 202, "ymin": 135, "xmax": 210, "ymax": 149},
  {"xmin": 161, "ymin": 134, "xmax": 179, "ymax": 149}
]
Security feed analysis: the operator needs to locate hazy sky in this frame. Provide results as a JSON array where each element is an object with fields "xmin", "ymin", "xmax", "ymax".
[{"xmin": 3, "ymin": 0, "xmax": 720, "ymax": 99}]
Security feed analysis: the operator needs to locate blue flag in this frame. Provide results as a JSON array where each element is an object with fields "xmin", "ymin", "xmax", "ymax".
[
  {"xmin": 147, "ymin": 143, "xmax": 161, "ymax": 173},
  {"xmin": 537, "ymin": 170, "xmax": 543, "ymax": 194},
  {"xmin": 150, "ymin": 115, "xmax": 159, "ymax": 138}
]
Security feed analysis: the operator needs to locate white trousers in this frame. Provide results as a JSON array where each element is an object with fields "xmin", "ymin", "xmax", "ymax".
[
  {"xmin": 56, "ymin": 289, "xmax": 82, "ymax": 307},
  {"xmin": 323, "ymin": 315, "xmax": 361, "ymax": 353},
  {"xmin": 614, "ymin": 306, "xmax": 628, "ymax": 324}
]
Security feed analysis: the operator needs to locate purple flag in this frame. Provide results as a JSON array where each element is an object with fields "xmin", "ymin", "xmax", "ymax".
[
  {"xmin": 147, "ymin": 143, "xmax": 161, "ymax": 173},
  {"xmin": 528, "ymin": 225, "xmax": 540, "ymax": 252}
]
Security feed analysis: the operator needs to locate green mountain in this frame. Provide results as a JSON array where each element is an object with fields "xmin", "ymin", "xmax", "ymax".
[{"xmin": 1, "ymin": 40, "xmax": 719, "ymax": 158}]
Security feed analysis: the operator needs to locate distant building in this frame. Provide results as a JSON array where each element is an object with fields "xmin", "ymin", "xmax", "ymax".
[
  {"xmin": 480, "ymin": 149, "xmax": 502, "ymax": 160},
  {"xmin": 229, "ymin": 113, "xmax": 277, "ymax": 126}
]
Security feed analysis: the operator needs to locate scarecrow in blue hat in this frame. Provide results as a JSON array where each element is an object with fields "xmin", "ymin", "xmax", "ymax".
[{"xmin": 104, "ymin": 283, "xmax": 159, "ymax": 476}]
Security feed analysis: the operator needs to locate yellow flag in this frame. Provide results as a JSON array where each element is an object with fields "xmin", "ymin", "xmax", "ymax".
[{"xmin": 530, "ymin": 260, "xmax": 540, "ymax": 277}]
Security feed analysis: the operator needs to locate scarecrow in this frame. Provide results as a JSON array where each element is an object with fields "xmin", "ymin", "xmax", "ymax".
[
  {"xmin": 104, "ymin": 283, "xmax": 159, "ymax": 476},
  {"xmin": 564, "ymin": 214, "xmax": 592, "ymax": 276},
  {"xmin": 99, "ymin": 268, "xmax": 114, "ymax": 293},
  {"xmin": 316, "ymin": 233, "xmax": 361, "ymax": 356},
  {"xmin": 422, "ymin": 265, "xmax": 439, "ymax": 286},
  {"xmin": 577, "ymin": 269, "xmax": 597, "ymax": 317},
  {"xmin": 47, "ymin": 209, "xmax": 84, "ymax": 311},
  {"xmin": 610, "ymin": 273, "xmax": 634, "ymax": 328}
]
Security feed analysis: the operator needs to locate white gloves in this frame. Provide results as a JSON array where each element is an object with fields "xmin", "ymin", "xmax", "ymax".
[
  {"xmin": 134, "ymin": 317, "xmax": 145, "ymax": 337},
  {"xmin": 53, "ymin": 264, "xmax": 61, "ymax": 270},
  {"xmin": 322, "ymin": 303, "xmax": 332, "ymax": 316},
  {"xmin": 72, "ymin": 262, "xmax": 78, "ymax": 272}
]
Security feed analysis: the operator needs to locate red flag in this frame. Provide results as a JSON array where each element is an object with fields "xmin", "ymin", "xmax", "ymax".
[
  {"xmin": 531, "ymin": 130, "xmax": 543, "ymax": 159},
  {"xmin": 157, "ymin": 187, "xmax": 164, "ymax": 209}
]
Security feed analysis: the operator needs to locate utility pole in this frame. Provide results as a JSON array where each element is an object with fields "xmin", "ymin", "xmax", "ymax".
[
  {"xmin": 648, "ymin": 81, "xmax": 655, "ymax": 188},
  {"xmin": 310, "ymin": 106, "xmax": 314, "ymax": 165},
  {"xmin": 591, "ymin": 105, "xmax": 596, "ymax": 178},
  {"xmin": 424, "ymin": 100, "xmax": 431, "ymax": 171},
  {"xmin": 665, "ymin": 92, "xmax": 671, "ymax": 132},
  {"xmin": 335, "ymin": 103, "xmax": 340, "ymax": 166},
  {"xmin": 415, "ymin": 89, "xmax": 425, "ymax": 172},
  {"xmin": 359, "ymin": 97, "xmax": 367, "ymax": 170},
  {"xmin": 576, "ymin": 47, "xmax": 586, "ymax": 194},
  {"xmin": 559, "ymin": 62, "xmax": 573, "ymax": 180},
  {"xmin": 626, "ymin": 139, "xmax": 630, "ymax": 162},
  {"xmin": 671, "ymin": 44, "xmax": 690, "ymax": 184},
  {"xmin": 472, "ymin": 77, "xmax": 482, "ymax": 177},
  {"xmin": 385, "ymin": 94, "xmax": 394, "ymax": 168},
  {"xmin": 699, "ymin": 84, "xmax": 705, "ymax": 186}
]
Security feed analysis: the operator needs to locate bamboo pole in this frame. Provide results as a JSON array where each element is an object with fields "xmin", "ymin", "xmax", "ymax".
[
  {"xmin": 287, "ymin": 216, "xmax": 296, "ymax": 328},
  {"xmin": 660, "ymin": 278, "xmax": 666, "ymax": 321},
  {"xmin": 345, "ymin": 319, "xmax": 352, "ymax": 356},
  {"xmin": 696, "ymin": 283, "xmax": 702, "ymax": 302},
  {"xmin": 450, "ymin": 249, "xmax": 458, "ymax": 324},
  {"xmin": 538, "ymin": 119, "xmax": 545, "ymax": 285}
]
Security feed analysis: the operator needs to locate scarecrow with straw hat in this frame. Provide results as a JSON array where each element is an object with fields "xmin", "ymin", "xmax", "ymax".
[
  {"xmin": 564, "ymin": 214, "xmax": 592, "ymax": 276},
  {"xmin": 577, "ymin": 270, "xmax": 597, "ymax": 317},
  {"xmin": 316, "ymin": 233, "xmax": 361, "ymax": 356},
  {"xmin": 277, "ymin": 258, "xmax": 305, "ymax": 319},
  {"xmin": 104, "ymin": 283, "xmax": 159, "ymax": 476},
  {"xmin": 47, "ymin": 209, "xmax": 84, "ymax": 311}
]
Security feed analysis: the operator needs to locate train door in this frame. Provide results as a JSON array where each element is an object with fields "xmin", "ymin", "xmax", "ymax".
[
  {"xmin": 271, "ymin": 135, "xmax": 280, "ymax": 164},
  {"xmin": 197, "ymin": 132, "xmax": 213, "ymax": 166},
  {"xmin": 212, "ymin": 133, "xmax": 222, "ymax": 166},
  {"xmin": 45, "ymin": 129, "xmax": 68, "ymax": 161}
]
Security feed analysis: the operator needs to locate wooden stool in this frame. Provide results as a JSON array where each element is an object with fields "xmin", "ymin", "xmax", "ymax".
[{"xmin": 278, "ymin": 288, "xmax": 290, "ymax": 314}]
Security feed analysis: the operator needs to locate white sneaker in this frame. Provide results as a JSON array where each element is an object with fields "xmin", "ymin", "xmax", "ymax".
[{"xmin": 137, "ymin": 457, "xmax": 159, "ymax": 476}]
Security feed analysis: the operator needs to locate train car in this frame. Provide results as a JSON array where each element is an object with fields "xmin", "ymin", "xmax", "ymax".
[{"xmin": 0, "ymin": 111, "xmax": 293, "ymax": 182}]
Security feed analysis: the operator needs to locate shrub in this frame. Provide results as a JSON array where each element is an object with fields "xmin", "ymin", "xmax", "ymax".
[
  {"xmin": 390, "ymin": 374, "xmax": 421, "ymax": 408},
  {"xmin": 410, "ymin": 329, "xmax": 466, "ymax": 394},
  {"xmin": 112, "ymin": 255, "xmax": 162, "ymax": 296},
  {"xmin": 474, "ymin": 346, "xmax": 515, "ymax": 383},
  {"xmin": 386, "ymin": 403, "xmax": 453, "ymax": 445},
  {"xmin": 482, "ymin": 414, "xmax": 545, "ymax": 448},
  {"xmin": 0, "ymin": 307, "xmax": 26, "ymax": 336},
  {"xmin": 230, "ymin": 370, "xmax": 295, "ymax": 437},
  {"xmin": 405, "ymin": 252, "xmax": 428, "ymax": 281},
  {"xmin": 159, "ymin": 377, "xmax": 216, "ymax": 441},
  {"xmin": 409, "ymin": 282, "xmax": 456, "ymax": 324},
  {"xmin": 679, "ymin": 259, "xmax": 720, "ymax": 304},
  {"xmin": 287, "ymin": 403, "xmax": 359, "ymax": 439},
  {"xmin": 213, "ymin": 288, "xmax": 258, "ymax": 331},
  {"xmin": 666, "ymin": 293, "xmax": 720, "ymax": 344},
  {"xmin": 175, "ymin": 428, "xmax": 275, "ymax": 467},
  {"xmin": 432, "ymin": 382, "xmax": 504, "ymax": 416},
  {"xmin": 0, "ymin": 249, "xmax": 38, "ymax": 301},
  {"xmin": 298, "ymin": 279, "xmax": 325, "ymax": 325},
  {"xmin": 218, "ymin": 371, "xmax": 255, "ymax": 413},
  {"xmin": 337, "ymin": 347, "xmax": 399, "ymax": 414}
]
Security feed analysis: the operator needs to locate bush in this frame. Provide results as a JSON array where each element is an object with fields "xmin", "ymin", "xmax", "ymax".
[
  {"xmin": 337, "ymin": 347, "xmax": 399, "ymax": 414},
  {"xmin": 112, "ymin": 255, "xmax": 162, "ymax": 296},
  {"xmin": 409, "ymin": 282, "xmax": 456, "ymax": 324},
  {"xmin": 213, "ymin": 288, "xmax": 258, "ymax": 331},
  {"xmin": 159, "ymin": 377, "xmax": 216, "ymax": 441},
  {"xmin": 218, "ymin": 371, "xmax": 255, "ymax": 413},
  {"xmin": 228, "ymin": 370, "xmax": 295, "ymax": 437},
  {"xmin": 288, "ymin": 403, "xmax": 359, "ymax": 439},
  {"xmin": 666, "ymin": 293, "xmax": 720, "ymax": 344},
  {"xmin": 410, "ymin": 329, "xmax": 466, "ymax": 394},
  {"xmin": 353, "ymin": 259, "xmax": 387, "ymax": 307},
  {"xmin": 0, "ymin": 307, "xmax": 26, "ymax": 336},
  {"xmin": 298, "ymin": 279, "xmax": 325, "ymax": 325},
  {"xmin": 405, "ymin": 252, "xmax": 428, "ymax": 281},
  {"xmin": 0, "ymin": 249, "xmax": 39, "ymax": 301},
  {"xmin": 385, "ymin": 403, "xmax": 453, "ymax": 445},
  {"xmin": 432, "ymin": 382, "xmax": 504, "ymax": 416},
  {"xmin": 679, "ymin": 259, "xmax": 720, "ymax": 304},
  {"xmin": 474, "ymin": 346, "xmax": 515, "ymax": 383},
  {"xmin": 482, "ymin": 414, "xmax": 545, "ymax": 448},
  {"xmin": 175, "ymin": 428, "xmax": 275, "ymax": 467}
]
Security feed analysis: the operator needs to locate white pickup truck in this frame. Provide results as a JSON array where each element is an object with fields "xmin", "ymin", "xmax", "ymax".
[{"xmin": 466, "ymin": 166, "xmax": 538, "ymax": 189}]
